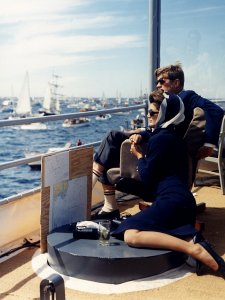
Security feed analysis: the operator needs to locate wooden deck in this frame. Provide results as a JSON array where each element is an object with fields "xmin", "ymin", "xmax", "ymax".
[{"xmin": 1, "ymin": 178, "xmax": 225, "ymax": 300}]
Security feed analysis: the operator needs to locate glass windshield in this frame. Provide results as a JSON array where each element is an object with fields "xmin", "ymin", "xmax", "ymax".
[{"xmin": 161, "ymin": 0, "xmax": 225, "ymax": 104}]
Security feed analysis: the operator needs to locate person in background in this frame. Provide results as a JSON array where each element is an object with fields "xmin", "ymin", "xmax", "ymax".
[
  {"xmin": 112, "ymin": 89, "xmax": 225, "ymax": 279},
  {"xmin": 77, "ymin": 139, "xmax": 82, "ymax": 146},
  {"xmin": 92, "ymin": 63, "xmax": 224, "ymax": 220}
]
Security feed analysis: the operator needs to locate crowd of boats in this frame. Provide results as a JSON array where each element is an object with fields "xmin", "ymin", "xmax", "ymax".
[
  {"xmin": 0, "ymin": 71, "xmax": 147, "ymax": 130},
  {"xmin": 0, "ymin": 79, "xmax": 148, "ymax": 175}
]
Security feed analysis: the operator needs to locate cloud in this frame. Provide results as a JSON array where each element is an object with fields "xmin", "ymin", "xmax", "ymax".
[
  {"xmin": 0, "ymin": 0, "xmax": 147, "ymax": 97},
  {"xmin": 12, "ymin": 14, "xmax": 134, "ymax": 42},
  {"xmin": 0, "ymin": 0, "xmax": 87, "ymax": 19},
  {"xmin": 0, "ymin": 0, "xmax": 144, "ymax": 72},
  {"xmin": 0, "ymin": 33, "xmax": 143, "ymax": 70}
]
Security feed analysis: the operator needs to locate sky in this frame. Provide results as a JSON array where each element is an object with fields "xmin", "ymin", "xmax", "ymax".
[
  {"xmin": 0, "ymin": 0, "xmax": 148, "ymax": 99},
  {"xmin": 0, "ymin": 0, "xmax": 225, "ymax": 99},
  {"xmin": 161, "ymin": 0, "xmax": 225, "ymax": 99}
]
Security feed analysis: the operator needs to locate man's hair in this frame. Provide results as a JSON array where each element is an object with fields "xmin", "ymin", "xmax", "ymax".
[{"xmin": 154, "ymin": 63, "xmax": 185, "ymax": 88}]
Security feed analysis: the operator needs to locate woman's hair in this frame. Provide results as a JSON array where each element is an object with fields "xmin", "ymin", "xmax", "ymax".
[
  {"xmin": 149, "ymin": 89, "xmax": 164, "ymax": 111},
  {"xmin": 154, "ymin": 62, "xmax": 184, "ymax": 88},
  {"xmin": 149, "ymin": 89, "xmax": 185, "ymax": 129}
]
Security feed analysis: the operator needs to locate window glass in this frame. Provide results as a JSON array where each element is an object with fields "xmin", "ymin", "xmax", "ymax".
[{"xmin": 161, "ymin": 0, "xmax": 225, "ymax": 102}]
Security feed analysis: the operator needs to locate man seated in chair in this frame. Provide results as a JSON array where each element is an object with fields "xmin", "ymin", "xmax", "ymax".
[{"xmin": 92, "ymin": 63, "xmax": 224, "ymax": 220}]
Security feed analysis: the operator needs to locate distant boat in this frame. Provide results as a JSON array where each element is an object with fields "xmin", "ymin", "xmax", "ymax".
[
  {"xmin": 62, "ymin": 117, "xmax": 91, "ymax": 128},
  {"xmin": 1, "ymin": 106, "xmax": 14, "ymax": 113},
  {"xmin": 130, "ymin": 113, "xmax": 146, "ymax": 129},
  {"xmin": 9, "ymin": 72, "xmax": 47, "ymax": 129},
  {"xmin": 20, "ymin": 123, "xmax": 47, "ymax": 130},
  {"xmin": 14, "ymin": 72, "xmax": 32, "ymax": 117},
  {"xmin": 1, "ymin": 99, "xmax": 14, "ymax": 113},
  {"xmin": 39, "ymin": 74, "xmax": 62, "ymax": 115},
  {"xmin": 95, "ymin": 113, "xmax": 112, "ymax": 121},
  {"xmin": 24, "ymin": 142, "xmax": 72, "ymax": 169},
  {"xmin": 79, "ymin": 103, "xmax": 96, "ymax": 112}
]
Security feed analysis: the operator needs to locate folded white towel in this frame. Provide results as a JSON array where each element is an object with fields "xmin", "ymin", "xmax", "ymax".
[{"xmin": 76, "ymin": 221, "xmax": 100, "ymax": 230}]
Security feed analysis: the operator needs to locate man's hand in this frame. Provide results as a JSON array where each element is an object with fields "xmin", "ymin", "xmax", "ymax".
[
  {"xmin": 129, "ymin": 134, "xmax": 142, "ymax": 144},
  {"xmin": 196, "ymin": 146, "xmax": 214, "ymax": 160}
]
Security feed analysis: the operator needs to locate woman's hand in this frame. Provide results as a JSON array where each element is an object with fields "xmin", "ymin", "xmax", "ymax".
[
  {"xmin": 130, "ymin": 142, "xmax": 143, "ymax": 159},
  {"xmin": 129, "ymin": 134, "xmax": 142, "ymax": 144}
]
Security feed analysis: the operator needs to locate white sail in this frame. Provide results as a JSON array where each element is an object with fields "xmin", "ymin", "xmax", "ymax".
[
  {"xmin": 42, "ymin": 83, "xmax": 52, "ymax": 111},
  {"xmin": 42, "ymin": 74, "xmax": 61, "ymax": 114},
  {"xmin": 56, "ymin": 94, "xmax": 61, "ymax": 112},
  {"xmin": 15, "ymin": 72, "xmax": 31, "ymax": 116}
]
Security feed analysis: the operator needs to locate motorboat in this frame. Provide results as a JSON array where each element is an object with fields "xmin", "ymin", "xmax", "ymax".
[
  {"xmin": 95, "ymin": 113, "xmax": 112, "ymax": 121},
  {"xmin": 62, "ymin": 117, "xmax": 91, "ymax": 128},
  {"xmin": 130, "ymin": 113, "xmax": 146, "ymax": 129},
  {"xmin": 20, "ymin": 123, "xmax": 47, "ymax": 130},
  {"xmin": 24, "ymin": 142, "xmax": 72, "ymax": 169}
]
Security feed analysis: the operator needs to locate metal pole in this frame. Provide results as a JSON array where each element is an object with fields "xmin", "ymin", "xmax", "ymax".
[{"xmin": 148, "ymin": 0, "xmax": 161, "ymax": 93}]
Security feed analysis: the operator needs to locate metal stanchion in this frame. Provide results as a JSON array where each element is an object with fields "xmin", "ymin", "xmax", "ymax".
[{"xmin": 40, "ymin": 274, "xmax": 65, "ymax": 300}]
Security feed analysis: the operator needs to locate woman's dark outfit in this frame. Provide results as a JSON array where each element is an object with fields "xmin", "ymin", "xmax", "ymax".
[{"xmin": 112, "ymin": 126, "xmax": 198, "ymax": 240}]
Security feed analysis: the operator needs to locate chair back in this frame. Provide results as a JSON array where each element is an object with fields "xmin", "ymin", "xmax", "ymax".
[
  {"xmin": 183, "ymin": 107, "xmax": 206, "ymax": 158},
  {"xmin": 183, "ymin": 107, "xmax": 206, "ymax": 188}
]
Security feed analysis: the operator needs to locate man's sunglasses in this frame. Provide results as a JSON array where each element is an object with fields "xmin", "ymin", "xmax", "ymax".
[
  {"xmin": 156, "ymin": 78, "xmax": 166, "ymax": 85},
  {"xmin": 148, "ymin": 109, "xmax": 159, "ymax": 117},
  {"xmin": 156, "ymin": 77, "xmax": 176, "ymax": 85}
]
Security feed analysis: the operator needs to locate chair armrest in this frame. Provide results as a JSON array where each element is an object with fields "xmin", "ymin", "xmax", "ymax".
[{"xmin": 120, "ymin": 139, "xmax": 141, "ymax": 181}]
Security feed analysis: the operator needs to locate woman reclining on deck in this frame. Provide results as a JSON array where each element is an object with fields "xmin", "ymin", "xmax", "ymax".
[{"xmin": 111, "ymin": 90, "xmax": 225, "ymax": 279}]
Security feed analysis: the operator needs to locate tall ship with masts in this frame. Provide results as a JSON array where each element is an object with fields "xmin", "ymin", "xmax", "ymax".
[{"xmin": 39, "ymin": 74, "xmax": 62, "ymax": 115}]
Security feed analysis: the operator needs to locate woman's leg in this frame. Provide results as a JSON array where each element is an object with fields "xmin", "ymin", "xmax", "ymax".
[{"xmin": 124, "ymin": 230, "xmax": 219, "ymax": 271}]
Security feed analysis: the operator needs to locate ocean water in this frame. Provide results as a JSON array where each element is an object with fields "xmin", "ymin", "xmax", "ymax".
[
  {"xmin": 0, "ymin": 102, "xmax": 138, "ymax": 200},
  {"xmin": 1, "ymin": 99, "xmax": 224, "ymax": 201}
]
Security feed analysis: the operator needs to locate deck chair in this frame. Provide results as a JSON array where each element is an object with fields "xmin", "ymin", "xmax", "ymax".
[
  {"xmin": 197, "ymin": 115, "xmax": 225, "ymax": 194},
  {"xmin": 107, "ymin": 107, "xmax": 206, "ymax": 200}
]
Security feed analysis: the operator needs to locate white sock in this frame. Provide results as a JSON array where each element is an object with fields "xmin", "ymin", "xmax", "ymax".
[{"xmin": 102, "ymin": 189, "xmax": 118, "ymax": 212}]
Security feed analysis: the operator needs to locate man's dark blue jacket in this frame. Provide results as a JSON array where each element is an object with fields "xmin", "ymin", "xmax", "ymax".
[{"xmin": 178, "ymin": 90, "xmax": 224, "ymax": 146}]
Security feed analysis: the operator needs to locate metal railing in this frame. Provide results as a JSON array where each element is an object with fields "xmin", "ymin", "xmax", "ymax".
[{"xmin": 0, "ymin": 101, "xmax": 148, "ymax": 202}]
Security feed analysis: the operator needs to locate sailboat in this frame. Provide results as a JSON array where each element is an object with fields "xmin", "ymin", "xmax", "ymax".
[
  {"xmin": 11, "ymin": 72, "xmax": 47, "ymax": 130},
  {"xmin": 39, "ymin": 74, "xmax": 62, "ymax": 115},
  {"xmin": 14, "ymin": 71, "xmax": 32, "ymax": 117}
]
